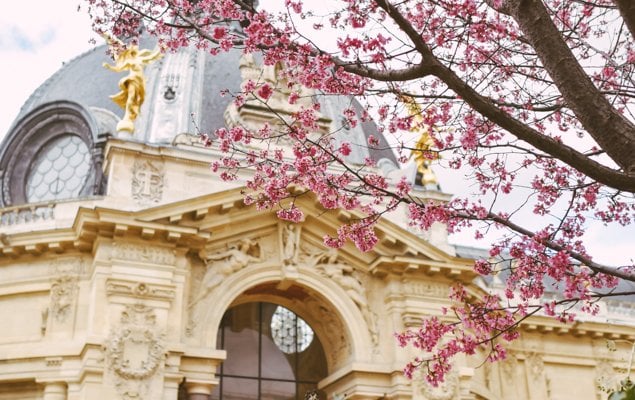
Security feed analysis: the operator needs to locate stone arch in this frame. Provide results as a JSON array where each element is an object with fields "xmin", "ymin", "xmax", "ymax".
[{"xmin": 194, "ymin": 262, "xmax": 374, "ymax": 372}]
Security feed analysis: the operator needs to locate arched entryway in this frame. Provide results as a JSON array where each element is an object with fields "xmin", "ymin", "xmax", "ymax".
[{"xmin": 211, "ymin": 302, "xmax": 328, "ymax": 400}]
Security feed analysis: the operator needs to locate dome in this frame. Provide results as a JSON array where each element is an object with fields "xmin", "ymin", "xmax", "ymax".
[
  {"xmin": 0, "ymin": 39, "xmax": 397, "ymax": 207},
  {"xmin": 9, "ymin": 37, "xmax": 396, "ymax": 157}
]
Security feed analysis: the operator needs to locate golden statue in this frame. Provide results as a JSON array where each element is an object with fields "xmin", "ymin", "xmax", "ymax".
[
  {"xmin": 400, "ymin": 95, "xmax": 439, "ymax": 188},
  {"xmin": 103, "ymin": 37, "xmax": 162, "ymax": 133}
]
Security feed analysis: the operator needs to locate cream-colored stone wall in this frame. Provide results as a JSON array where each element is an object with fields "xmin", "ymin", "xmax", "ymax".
[{"xmin": 0, "ymin": 139, "xmax": 633, "ymax": 400}]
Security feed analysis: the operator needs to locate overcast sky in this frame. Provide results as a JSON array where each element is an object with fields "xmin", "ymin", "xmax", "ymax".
[
  {"xmin": 0, "ymin": 0, "xmax": 632, "ymax": 267},
  {"xmin": 0, "ymin": 1, "xmax": 97, "ymax": 137}
]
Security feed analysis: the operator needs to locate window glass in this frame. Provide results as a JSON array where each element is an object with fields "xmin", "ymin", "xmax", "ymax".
[
  {"xmin": 26, "ymin": 135, "xmax": 91, "ymax": 203},
  {"xmin": 216, "ymin": 302, "xmax": 327, "ymax": 400}
]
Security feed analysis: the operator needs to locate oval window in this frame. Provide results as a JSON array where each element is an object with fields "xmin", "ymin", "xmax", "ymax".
[{"xmin": 25, "ymin": 135, "xmax": 91, "ymax": 203}]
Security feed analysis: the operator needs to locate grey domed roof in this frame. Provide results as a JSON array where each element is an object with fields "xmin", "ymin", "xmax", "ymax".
[
  {"xmin": 13, "ymin": 45, "xmax": 124, "ymax": 126},
  {"xmin": 8, "ymin": 40, "xmax": 397, "ymax": 166}
]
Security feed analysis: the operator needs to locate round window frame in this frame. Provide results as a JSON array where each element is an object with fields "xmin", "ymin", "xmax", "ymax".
[{"xmin": 0, "ymin": 101, "xmax": 101, "ymax": 207}]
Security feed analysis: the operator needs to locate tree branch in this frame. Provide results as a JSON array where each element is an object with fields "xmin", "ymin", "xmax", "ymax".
[
  {"xmin": 499, "ymin": 0, "xmax": 635, "ymax": 174},
  {"xmin": 613, "ymin": 0, "xmax": 635, "ymax": 38},
  {"xmin": 368, "ymin": 0, "xmax": 635, "ymax": 192},
  {"xmin": 480, "ymin": 211, "xmax": 635, "ymax": 282}
]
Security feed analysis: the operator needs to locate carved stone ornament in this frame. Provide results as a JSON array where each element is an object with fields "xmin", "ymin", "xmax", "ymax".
[
  {"xmin": 191, "ymin": 238, "xmax": 263, "ymax": 307},
  {"xmin": 500, "ymin": 351, "xmax": 519, "ymax": 379},
  {"xmin": 595, "ymin": 359, "xmax": 619, "ymax": 395},
  {"xmin": 304, "ymin": 297, "xmax": 350, "ymax": 369},
  {"xmin": 108, "ymin": 304, "xmax": 165, "ymax": 380},
  {"xmin": 416, "ymin": 370, "xmax": 459, "ymax": 400},
  {"xmin": 49, "ymin": 258, "xmax": 83, "ymax": 323},
  {"xmin": 50, "ymin": 275, "xmax": 79, "ymax": 322},
  {"xmin": 403, "ymin": 281, "xmax": 449, "ymax": 298},
  {"xmin": 112, "ymin": 242, "xmax": 176, "ymax": 265},
  {"xmin": 309, "ymin": 248, "xmax": 379, "ymax": 346},
  {"xmin": 0, "ymin": 204, "xmax": 54, "ymax": 226},
  {"xmin": 106, "ymin": 279, "xmax": 176, "ymax": 302},
  {"xmin": 525, "ymin": 352, "xmax": 545, "ymax": 377},
  {"xmin": 131, "ymin": 158, "xmax": 165, "ymax": 204},
  {"xmin": 187, "ymin": 238, "xmax": 264, "ymax": 335}
]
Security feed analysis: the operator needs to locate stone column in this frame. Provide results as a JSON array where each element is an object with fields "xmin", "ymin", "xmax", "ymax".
[
  {"xmin": 43, "ymin": 382, "xmax": 67, "ymax": 400},
  {"xmin": 186, "ymin": 382, "xmax": 213, "ymax": 400}
]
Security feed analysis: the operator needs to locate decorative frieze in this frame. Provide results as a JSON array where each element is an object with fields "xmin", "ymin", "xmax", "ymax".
[
  {"xmin": 112, "ymin": 242, "xmax": 176, "ymax": 265},
  {"xmin": 403, "ymin": 281, "xmax": 449, "ymax": 298}
]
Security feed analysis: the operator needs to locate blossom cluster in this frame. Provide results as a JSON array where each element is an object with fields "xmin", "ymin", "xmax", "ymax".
[{"xmin": 87, "ymin": 0, "xmax": 635, "ymax": 385}]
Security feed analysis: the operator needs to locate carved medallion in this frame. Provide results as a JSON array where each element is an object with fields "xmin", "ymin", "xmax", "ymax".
[{"xmin": 108, "ymin": 304, "xmax": 164, "ymax": 380}]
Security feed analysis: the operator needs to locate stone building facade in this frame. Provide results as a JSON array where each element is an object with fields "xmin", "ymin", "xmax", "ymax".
[{"xmin": 0, "ymin": 42, "xmax": 633, "ymax": 400}]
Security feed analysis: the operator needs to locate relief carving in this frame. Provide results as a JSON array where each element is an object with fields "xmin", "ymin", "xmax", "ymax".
[
  {"xmin": 500, "ymin": 351, "xmax": 519, "ymax": 379},
  {"xmin": 0, "ymin": 204, "xmax": 54, "ymax": 226},
  {"xmin": 415, "ymin": 370, "xmax": 459, "ymax": 400},
  {"xmin": 525, "ymin": 352, "xmax": 545, "ymax": 377},
  {"xmin": 282, "ymin": 224, "xmax": 299, "ymax": 265},
  {"xmin": 190, "ymin": 238, "xmax": 263, "ymax": 307},
  {"xmin": 311, "ymin": 248, "xmax": 379, "ymax": 346},
  {"xmin": 523, "ymin": 351, "xmax": 548, "ymax": 399},
  {"xmin": 107, "ymin": 304, "xmax": 165, "ymax": 381},
  {"xmin": 500, "ymin": 352, "xmax": 520, "ymax": 398},
  {"xmin": 595, "ymin": 359, "xmax": 619, "ymax": 398},
  {"xmin": 304, "ymin": 298, "xmax": 350, "ymax": 368},
  {"xmin": 131, "ymin": 159, "xmax": 165, "ymax": 205},
  {"xmin": 48, "ymin": 258, "xmax": 83, "ymax": 323},
  {"xmin": 112, "ymin": 242, "xmax": 176, "ymax": 265},
  {"xmin": 187, "ymin": 238, "xmax": 266, "ymax": 336},
  {"xmin": 50, "ymin": 275, "xmax": 79, "ymax": 322},
  {"xmin": 403, "ymin": 281, "xmax": 449, "ymax": 298},
  {"xmin": 280, "ymin": 224, "xmax": 301, "ymax": 283},
  {"xmin": 106, "ymin": 279, "xmax": 176, "ymax": 302}
]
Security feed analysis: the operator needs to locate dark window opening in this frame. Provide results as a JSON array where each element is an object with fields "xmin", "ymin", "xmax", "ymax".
[{"xmin": 212, "ymin": 302, "xmax": 328, "ymax": 400}]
